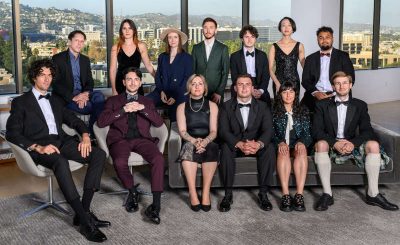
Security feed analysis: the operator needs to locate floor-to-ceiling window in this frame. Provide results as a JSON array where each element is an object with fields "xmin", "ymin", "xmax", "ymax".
[{"xmin": 0, "ymin": 0, "xmax": 15, "ymax": 94}]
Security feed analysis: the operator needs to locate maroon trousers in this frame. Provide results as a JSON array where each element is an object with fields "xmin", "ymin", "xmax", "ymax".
[{"xmin": 109, "ymin": 138, "xmax": 164, "ymax": 192}]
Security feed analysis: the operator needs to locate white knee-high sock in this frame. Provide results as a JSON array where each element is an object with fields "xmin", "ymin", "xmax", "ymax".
[
  {"xmin": 365, "ymin": 153, "xmax": 381, "ymax": 197},
  {"xmin": 315, "ymin": 152, "xmax": 332, "ymax": 196}
]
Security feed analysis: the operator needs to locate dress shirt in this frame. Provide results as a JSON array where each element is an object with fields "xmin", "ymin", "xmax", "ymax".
[
  {"xmin": 69, "ymin": 50, "xmax": 82, "ymax": 95},
  {"xmin": 204, "ymin": 38, "xmax": 215, "ymax": 61},
  {"xmin": 335, "ymin": 95, "xmax": 349, "ymax": 139},
  {"xmin": 32, "ymin": 87, "xmax": 58, "ymax": 135},
  {"xmin": 243, "ymin": 47, "xmax": 256, "ymax": 77},
  {"xmin": 314, "ymin": 49, "xmax": 333, "ymax": 95},
  {"xmin": 238, "ymin": 98, "xmax": 252, "ymax": 129},
  {"xmin": 285, "ymin": 111, "xmax": 294, "ymax": 144}
]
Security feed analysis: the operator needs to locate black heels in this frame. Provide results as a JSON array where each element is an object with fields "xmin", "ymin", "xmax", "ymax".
[
  {"xmin": 201, "ymin": 195, "xmax": 211, "ymax": 212},
  {"xmin": 189, "ymin": 194, "xmax": 201, "ymax": 212}
]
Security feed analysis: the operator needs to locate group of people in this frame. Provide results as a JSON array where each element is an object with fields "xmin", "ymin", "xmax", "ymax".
[{"xmin": 5, "ymin": 16, "xmax": 399, "ymax": 243}]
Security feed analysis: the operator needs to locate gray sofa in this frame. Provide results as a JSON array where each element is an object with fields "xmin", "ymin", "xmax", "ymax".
[{"xmin": 168, "ymin": 122, "xmax": 399, "ymax": 188}]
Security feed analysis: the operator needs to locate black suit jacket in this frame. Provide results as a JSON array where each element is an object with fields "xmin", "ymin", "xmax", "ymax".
[
  {"xmin": 6, "ymin": 91, "xmax": 89, "ymax": 151},
  {"xmin": 230, "ymin": 48, "xmax": 271, "ymax": 104},
  {"xmin": 218, "ymin": 98, "xmax": 273, "ymax": 151},
  {"xmin": 301, "ymin": 48, "xmax": 355, "ymax": 111},
  {"xmin": 52, "ymin": 49, "xmax": 94, "ymax": 104},
  {"xmin": 312, "ymin": 97, "xmax": 377, "ymax": 148}
]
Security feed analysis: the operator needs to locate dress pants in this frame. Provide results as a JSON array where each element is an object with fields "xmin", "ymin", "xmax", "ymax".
[
  {"xmin": 30, "ymin": 137, "xmax": 106, "ymax": 203},
  {"xmin": 109, "ymin": 138, "xmax": 164, "ymax": 192},
  {"xmin": 219, "ymin": 142, "xmax": 276, "ymax": 193}
]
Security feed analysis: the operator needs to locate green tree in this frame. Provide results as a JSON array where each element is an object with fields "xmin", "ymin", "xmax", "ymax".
[{"xmin": 223, "ymin": 39, "xmax": 241, "ymax": 55}]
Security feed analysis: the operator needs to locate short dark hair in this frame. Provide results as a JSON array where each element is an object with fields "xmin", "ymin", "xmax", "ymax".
[
  {"xmin": 28, "ymin": 59, "xmax": 56, "ymax": 85},
  {"xmin": 122, "ymin": 67, "xmax": 142, "ymax": 80},
  {"xmin": 239, "ymin": 25, "xmax": 259, "ymax": 39},
  {"xmin": 68, "ymin": 30, "xmax": 86, "ymax": 40},
  {"xmin": 330, "ymin": 71, "xmax": 353, "ymax": 85},
  {"xmin": 202, "ymin": 17, "xmax": 217, "ymax": 28},
  {"xmin": 235, "ymin": 74, "xmax": 253, "ymax": 85},
  {"xmin": 316, "ymin": 26, "xmax": 334, "ymax": 36},
  {"xmin": 278, "ymin": 17, "xmax": 297, "ymax": 33}
]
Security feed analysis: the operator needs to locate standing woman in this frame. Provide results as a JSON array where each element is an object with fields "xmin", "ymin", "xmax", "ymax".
[
  {"xmin": 269, "ymin": 17, "xmax": 305, "ymax": 96},
  {"xmin": 273, "ymin": 82, "xmax": 312, "ymax": 212},
  {"xmin": 147, "ymin": 28, "xmax": 193, "ymax": 122},
  {"xmin": 110, "ymin": 19, "xmax": 155, "ymax": 95},
  {"xmin": 176, "ymin": 74, "xmax": 219, "ymax": 212}
]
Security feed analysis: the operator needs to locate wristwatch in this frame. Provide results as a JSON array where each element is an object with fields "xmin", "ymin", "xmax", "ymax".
[{"xmin": 257, "ymin": 141, "xmax": 264, "ymax": 149}]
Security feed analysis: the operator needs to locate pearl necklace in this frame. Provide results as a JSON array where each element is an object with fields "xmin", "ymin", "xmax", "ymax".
[{"xmin": 189, "ymin": 96, "xmax": 204, "ymax": 113}]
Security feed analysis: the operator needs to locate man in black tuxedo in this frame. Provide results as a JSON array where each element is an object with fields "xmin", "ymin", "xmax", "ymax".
[
  {"xmin": 52, "ymin": 30, "xmax": 105, "ymax": 134},
  {"xmin": 218, "ymin": 74, "xmax": 276, "ymax": 212},
  {"xmin": 6, "ymin": 59, "xmax": 110, "ymax": 242},
  {"xmin": 313, "ymin": 71, "xmax": 398, "ymax": 211},
  {"xmin": 301, "ymin": 26, "xmax": 355, "ymax": 112},
  {"xmin": 230, "ymin": 25, "xmax": 271, "ymax": 107}
]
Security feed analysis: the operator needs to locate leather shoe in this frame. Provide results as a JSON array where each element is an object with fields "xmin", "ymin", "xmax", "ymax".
[
  {"xmin": 201, "ymin": 204, "xmax": 211, "ymax": 212},
  {"xmin": 315, "ymin": 193, "xmax": 334, "ymax": 211},
  {"xmin": 218, "ymin": 195, "xmax": 233, "ymax": 212},
  {"xmin": 144, "ymin": 204, "xmax": 161, "ymax": 224},
  {"xmin": 366, "ymin": 193, "xmax": 399, "ymax": 211},
  {"xmin": 279, "ymin": 194, "xmax": 293, "ymax": 212},
  {"xmin": 79, "ymin": 223, "xmax": 107, "ymax": 243},
  {"xmin": 293, "ymin": 193, "xmax": 306, "ymax": 212},
  {"xmin": 258, "ymin": 192, "xmax": 273, "ymax": 211},
  {"xmin": 73, "ymin": 212, "xmax": 111, "ymax": 228},
  {"xmin": 125, "ymin": 188, "xmax": 140, "ymax": 213},
  {"xmin": 189, "ymin": 194, "xmax": 201, "ymax": 212}
]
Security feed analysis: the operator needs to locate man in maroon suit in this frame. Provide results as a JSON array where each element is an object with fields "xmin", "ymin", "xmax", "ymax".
[{"xmin": 97, "ymin": 67, "xmax": 165, "ymax": 224}]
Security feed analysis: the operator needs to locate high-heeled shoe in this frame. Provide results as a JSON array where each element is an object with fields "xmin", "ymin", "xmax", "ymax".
[
  {"xmin": 201, "ymin": 195, "xmax": 211, "ymax": 212},
  {"xmin": 189, "ymin": 194, "xmax": 201, "ymax": 212}
]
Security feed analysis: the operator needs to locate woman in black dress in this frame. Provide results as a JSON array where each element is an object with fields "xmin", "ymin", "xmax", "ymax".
[
  {"xmin": 176, "ymin": 74, "xmax": 219, "ymax": 212},
  {"xmin": 109, "ymin": 19, "xmax": 155, "ymax": 95},
  {"xmin": 269, "ymin": 17, "xmax": 305, "ymax": 96}
]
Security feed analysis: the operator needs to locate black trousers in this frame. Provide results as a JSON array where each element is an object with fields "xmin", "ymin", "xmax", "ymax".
[
  {"xmin": 30, "ymin": 137, "xmax": 106, "ymax": 203},
  {"xmin": 219, "ymin": 142, "xmax": 276, "ymax": 193}
]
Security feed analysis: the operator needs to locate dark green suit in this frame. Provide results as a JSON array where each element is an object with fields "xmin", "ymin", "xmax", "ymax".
[{"xmin": 192, "ymin": 40, "xmax": 230, "ymax": 103}]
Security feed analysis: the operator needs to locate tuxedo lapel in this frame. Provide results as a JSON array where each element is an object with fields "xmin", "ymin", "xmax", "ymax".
[
  {"xmin": 329, "ymin": 48, "xmax": 338, "ymax": 79},
  {"xmin": 315, "ymin": 52, "xmax": 321, "ymax": 82},
  {"xmin": 239, "ymin": 48, "xmax": 247, "ymax": 74},
  {"xmin": 344, "ymin": 101, "xmax": 355, "ymax": 136},
  {"xmin": 65, "ymin": 50, "xmax": 74, "ymax": 86},
  {"xmin": 27, "ymin": 91, "xmax": 47, "ymax": 126},
  {"xmin": 200, "ymin": 41, "xmax": 208, "ymax": 65},
  {"xmin": 49, "ymin": 96, "xmax": 63, "ymax": 133},
  {"xmin": 255, "ymin": 49, "xmax": 261, "ymax": 81},
  {"xmin": 328, "ymin": 100, "xmax": 338, "ymax": 136},
  {"xmin": 247, "ymin": 99, "xmax": 257, "ymax": 131},
  {"xmin": 232, "ymin": 102, "xmax": 245, "ymax": 132}
]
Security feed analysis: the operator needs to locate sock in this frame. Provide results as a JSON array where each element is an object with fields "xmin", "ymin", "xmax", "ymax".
[
  {"xmin": 365, "ymin": 153, "xmax": 381, "ymax": 197},
  {"xmin": 81, "ymin": 189, "xmax": 94, "ymax": 212},
  {"xmin": 315, "ymin": 152, "xmax": 332, "ymax": 196},
  {"xmin": 225, "ymin": 188, "xmax": 233, "ymax": 197},
  {"xmin": 152, "ymin": 191, "xmax": 162, "ymax": 211},
  {"xmin": 70, "ymin": 197, "xmax": 89, "ymax": 226}
]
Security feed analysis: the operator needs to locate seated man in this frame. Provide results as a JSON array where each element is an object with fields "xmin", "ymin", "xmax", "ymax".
[
  {"xmin": 6, "ymin": 59, "xmax": 109, "ymax": 243},
  {"xmin": 52, "ymin": 30, "xmax": 105, "ymax": 135},
  {"xmin": 97, "ymin": 67, "xmax": 165, "ymax": 224},
  {"xmin": 313, "ymin": 71, "xmax": 398, "ymax": 211},
  {"xmin": 218, "ymin": 74, "xmax": 276, "ymax": 212}
]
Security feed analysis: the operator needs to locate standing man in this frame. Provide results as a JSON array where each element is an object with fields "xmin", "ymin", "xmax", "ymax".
[
  {"xmin": 301, "ymin": 26, "xmax": 355, "ymax": 112},
  {"xmin": 97, "ymin": 67, "xmax": 165, "ymax": 224},
  {"xmin": 6, "ymin": 59, "xmax": 109, "ymax": 242},
  {"xmin": 218, "ymin": 74, "xmax": 276, "ymax": 212},
  {"xmin": 313, "ymin": 71, "xmax": 398, "ymax": 211},
  {"xmin": 230, "ymin": 25, "xmax": 271, "ymax": 106},
  {"xmin": 52, "ymin": 30, "xmax": 105, "ymax": 135},
  {"xmin": 192, "ymin": 17, "xmax": 230, "ymax": 105}
]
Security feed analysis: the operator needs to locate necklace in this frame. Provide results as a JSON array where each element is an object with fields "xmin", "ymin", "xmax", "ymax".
[{"xmin": 189, "ymin": 96, "xmax": 204, "ymax": 112}]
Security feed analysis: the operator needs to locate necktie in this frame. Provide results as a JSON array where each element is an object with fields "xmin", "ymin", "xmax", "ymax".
[
  {"xmin": 320, "ymin": 52, "xmax": 330, "ymax": 57},
  {"xmin": 246, "ymin": 51, "xmax": 254, "ymax": 57},
  {"xmin": 238, "ymin": 103, "xmax": 251, "ymax": 108},
  {"xmin": 335, "ymin": 101, "xmax": 349, "ymax": 106},
  {"xmin": 127, "ymin": 93, "xmax": 138, "ymax": 102},
  {"xmin": 285, "ymin": 111, "xmax": 294, "ymax": 145},
  {"xmin": 39, "ymin": 94, "xmax": 51, "ymax": 100}
]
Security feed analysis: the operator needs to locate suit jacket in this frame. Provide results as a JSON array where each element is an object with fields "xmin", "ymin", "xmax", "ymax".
[
  {"xmin": 301, "ymin": 48, "xmax": 355, "ymax": 111},
  {"xmin": 230, "ymin": 48, "xmax": 271, "ymax": 103},
  {"xmin": 6, "ymin": 91, "xmax": 89, "ymax": 151},
  {"xmin": 97, "ymin": 93, "xmax": 164, "ymax": 147},
  {"xmin": 312, "ymin": 97, "xmax": 377, "ymax": 148},
  {"xmin": 52, "ymin": 49, "xmax": 94, "ymax": 104},
  {"xmin": 218, "ymin": 97, "xmax": 273, "ymax": 151},
  {"xmin": 192, "ymin": 40, "xmax": 229, "ymax": 100}
]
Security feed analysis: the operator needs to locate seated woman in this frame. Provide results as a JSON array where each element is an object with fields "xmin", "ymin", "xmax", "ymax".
[
  {"xmin": 176, "ymin": 74, "xmax": 219, "ymax": 212},
  {"xmin": 273, "ymin": 81, "xmax": 312, "ymax": 212}
]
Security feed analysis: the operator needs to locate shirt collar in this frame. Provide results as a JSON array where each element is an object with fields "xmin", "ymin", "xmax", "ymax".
[
  {"xmin": 69, "ymin": 49, "xmax": 80, "ymax": 61},
  {"xmin": 237, "ymin": 98, "xmax": 252, "ymax": 105},
  {"xmin": 204, "ymin": 37, "xmax": 215, "ymax": 47},
  {"xmin": 320, "ymin": 48, "xmax": 333, "ymax": 57},
  {"xmin": 243, "ymin": 47, "xmax": 255, "ymax": 54},
  {"xmin": 335, "ymin": 95, "xmax": 349, "ymax": 102},
  {"xmin": 32, "ymin": 87, "xmax": 47, "ymax": 100}
]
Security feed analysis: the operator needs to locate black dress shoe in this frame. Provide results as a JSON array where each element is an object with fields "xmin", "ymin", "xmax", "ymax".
[
  {"xmin": 144, "ymin": 205, "xmax": 161, "ymax": 224},
  {"xmin": 218, "ymin": 195, "xmax": 233, "ymax": 212},
  {"xmin": 293, "ymin": 193, "xmax": 306, "ymax": 212},
  {"xmin": 258, "ymin": 192, "xmax": 273, "ymax": 211},
  {"xmin": 315, "ymin": 193, "xmax": 334, "ymax": 211},
  {"xmin": 79, "ymin": 223, "xmax": 107, "ymax": 243},
  {"xmin": 366, "ymin": 193, "xmax": 399, "ymax": 211},
  {"xmin": 73, "ymin": 212, "xmax": 111, "ymax": 228},
  {"xmin": 279, "ymin": 194, "xmax": 293, "ymax": 212},
  {"xmin": 125, "ymin": 189, "xmax": 140, "ymax": 213}
]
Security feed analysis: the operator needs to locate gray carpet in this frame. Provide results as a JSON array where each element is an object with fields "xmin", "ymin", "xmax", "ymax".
[{"xmin": 1, "ymin": 173, "xmax": 400, "ymax": 245}]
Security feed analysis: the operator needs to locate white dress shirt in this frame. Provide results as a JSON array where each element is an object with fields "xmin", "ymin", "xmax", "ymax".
[
  {"xmin": 32, "ymin": 87, "xmax": 58, "ymax": 135},
  {"xmin": 238, "ymin": 98, "xmax": 252, "ymax": 129},
  {"xmin": 243, "ymin": 47, "xmax": 256, "ymax": 77},
  {"xmin": 204, "ymin": 38, "xmax": 215, "ymax": 61},
  {"xmin": 335, "ymin": 96, "xmax": 349, "ymax": 139},
  {"xmin": 314, "ymin": 50, "xmax": 334, "ymax": 95}
]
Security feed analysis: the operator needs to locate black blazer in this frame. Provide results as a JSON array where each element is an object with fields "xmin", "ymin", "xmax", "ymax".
[
  {"xmin": 218, "ymin": 98, "xmax": 273, "ymax": 151},
  {"xmin": 52, "ymin": 49, "xmax": 94, "ymax": 104},
  {"xmin": 312, "ymin": 97, "xmax": 377, "ymax": 148},
  {"xmin": 6, "ymin": 91, "xmax": 89, "ymax": 151},
  {"xmin": 230, "ymin": 48, "xmax": 271, "ymax": 104},
  {"xmin": 301, "ymin": 48, "xmax": 355, "ymax": 111}
]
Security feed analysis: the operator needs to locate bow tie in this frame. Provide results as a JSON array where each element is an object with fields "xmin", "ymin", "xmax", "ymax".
[
  {"xmin": 246, "ymin": 51, "xmax": 254, "ymax": 57},
  {"xmin": 238, "ymin": 103, "xmax": 251, "ymax": 108},
  {"xmin": 127, "ymin": 94, "xmax": 138, "ymax": 102},
  {"xmin": 335, "ymin": 101, "xmax": 349, "ymax": 106},
  {"xmin": 320, "ymin": 52, "xmax": 331, "ymax": 57},
  {"xmin": 39, "ymin": 94, "xmax": 51, "ymax": 100}
]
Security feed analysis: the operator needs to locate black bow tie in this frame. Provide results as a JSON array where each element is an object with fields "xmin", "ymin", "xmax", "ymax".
[
  {"xmin": 238, "ymin": 103, "xmax": 251, "ymax": 108},
  {"xmin": 246, "ymin": 51, "xmax": 254, "ymax": 57},
  {"xmin": 127, "ymin": 94, "xmax": 138, "ymax": 102},
  {"xmin": 335, "ymin": 101, "xmax": 349, "ymax": 106},
  {"xmin": 320, "ymin": 52, "xmax": 331, "ymax": 57},
  {"xmin": 39, "ymin": 94, "xmax": 51, "ymax": 100}
]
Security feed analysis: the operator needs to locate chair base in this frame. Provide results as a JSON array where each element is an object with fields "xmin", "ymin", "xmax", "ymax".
[{"xmin": 19, "ymin": 198, "xmax": 71, "ymax": 219}]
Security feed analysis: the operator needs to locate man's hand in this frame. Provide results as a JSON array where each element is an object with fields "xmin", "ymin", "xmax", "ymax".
[
  {"xmin": 35, "ymin": 144, "xmax": 60, "ymax": 155},
  {"xmin": 78, "ymin": 133, "xmax": 92, "ymax": 158},
  {"xmin": 211, "ymin": 93, "xmax": 221, "ymax": 104},
  {"xmin": 252, "ymin": 89, "xmax": 262, "ymax": 99},
  {"xmin": 333, "ymin": 139, "xmax": 353, "ymax": 155},
  {"xmin": 166, "ymin": 97, "xmax": 176, "ymax": 105},
  {"xmin": 123, "ymin": 102, "xmax": 145, "ymax": 113},
  {"xmin": 278, "ymin": 142, "xmax": 289, "ymax": 156},
  {"xmin": 314, "ymin": 92, "xmax": 331, "ymax": 101},
  {"xmin": 73, "ymin": 92, "xmax": 90, "ymax": 109},
  {"xmin": 245, "ymin": 140, "xmax": 261, "ymax": 155},
  {"xmin": 160, "ymin": 91, "xmax": 168, "ymax": 104}
]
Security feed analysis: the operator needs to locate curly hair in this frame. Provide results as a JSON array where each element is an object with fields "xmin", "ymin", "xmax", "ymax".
[
  {"xmin": 273, "ymin": 81, "xmax": 307, "ymax": 119},
  {"xmin": 28, "ymin": 59, "xmax": 56, "ymax": 85},
  {"xmin": 239, "ymin": 25, "xmax": 259, "ymax": 39}
]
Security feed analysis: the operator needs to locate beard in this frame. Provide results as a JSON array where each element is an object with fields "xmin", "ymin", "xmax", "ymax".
[
  {"xmin": 320, "ymin": 45, "xmax": 332, "ymax": 51},
  {"xmin": 204, "ymin": 33, "xmax": 215, "ymax": 40}
]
